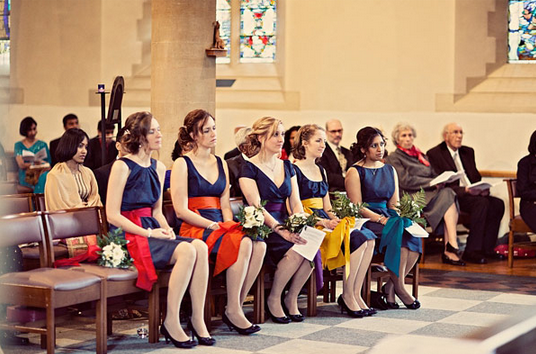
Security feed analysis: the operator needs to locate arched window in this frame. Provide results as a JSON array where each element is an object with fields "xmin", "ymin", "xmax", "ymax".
[
  {"xmin": 216, "ymin": 0, "xmax": 277, "ymax": 64},
  {"xmin": 508, "ymin": 0, "xmax": 536, "ymax": 62}
]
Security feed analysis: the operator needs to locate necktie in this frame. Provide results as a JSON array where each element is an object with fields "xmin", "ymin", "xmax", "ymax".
[
  {"xmin": 337, "ymin": 147, "xmax": 347, "ymax": 177},
  {"xmin": 453, "ymin": 151, "xmax": 470, "ymax": 186}
]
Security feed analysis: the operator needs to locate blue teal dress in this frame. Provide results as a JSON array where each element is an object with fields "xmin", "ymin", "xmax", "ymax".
[
  {"xmin": 117, "ymin": 157, "xmax": 192, "ymax": 270},
  {"xmin": 14, "ymin": 140, "xmax": 50, "ymax": 193},
  {"xmin": 351, "ymin": 164, "xmax": 421, "ymax": 253},
  {"xmin": 240, "ymin": 159, "xmax": 294, "ymax": 268}
]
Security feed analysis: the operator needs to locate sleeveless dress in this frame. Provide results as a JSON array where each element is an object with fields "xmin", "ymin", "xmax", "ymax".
[
  {"xmin": 175, "ymin": 155, "xmax": 245, "ymax": 276},
  {"xmin": 116, "ymin": 158, "xmax": 192, "ymax": 290},
  {"xmin": 352, "ymin": 164, "xmax": 421, "ymax": 253},
  {"xmin": 240, "ymin": 159, "xmax": 294, "ymax": 268}
]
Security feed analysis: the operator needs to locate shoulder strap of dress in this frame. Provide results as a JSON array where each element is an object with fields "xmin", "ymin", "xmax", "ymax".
[{"xmin": 119, "ymin": 157, "xmax": 136, "ymax": 170}]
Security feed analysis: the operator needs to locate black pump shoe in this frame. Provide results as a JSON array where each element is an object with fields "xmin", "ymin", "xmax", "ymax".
[
  {"xmin": 160, "ymin": 323, "xmax": 197, "ymax": 348},
  {"xmin": 222, "ymin": 313, "xmax": 261, "ymax": 335},
  {"xmin": 282, "ymin": 300, "xmax": 305, "ymax": 322},
  {"xmin": 337, "ymin": 295, "xmax": 364, "ymax": 318},
  {"xmin": 187, "ymin": 319, "xmax": 216, "ymax": 346},
  {"xmin": 403, "ymin": 300, "xmax": 421, "ymax": 310},
  {"xmin": 266, "ymin": 304, "xmax": 291, "ymax": 324},
  {"xmin": 442, "ymin": 253, "xmax": 466, "ymax": 266}
]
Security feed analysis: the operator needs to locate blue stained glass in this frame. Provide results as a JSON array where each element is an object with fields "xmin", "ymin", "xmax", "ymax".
[
  {"xmin": 509, "ymin": 1, "xmax": 536, "ymax": 62},
  {"xmin": 216, "ymin": 0, "xmax": 231, "ymax": 63},
  {"xmin": 240, "ymin": 0, "xmax": 276, "ymax": 63},
  {"xmin": 0, "ymin": 0, "xmax": 10, "ymax": 40}
]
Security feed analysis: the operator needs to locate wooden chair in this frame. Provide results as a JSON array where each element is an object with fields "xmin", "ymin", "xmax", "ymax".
[
  {"xmin": 504, "ymin": 179, "xmax": 536, "ymax": 268},
  {"xmin": 0, "ymin": 193, "xmax": 35, "ymax": 216},
  {"xmin": 34, "ymin": 193, "xmax": 46, "ymax": 211},
  {"xmin": 0, "ymin": 181, "xmax": 18, "ymax": 195},
  {"xmin": 0, "ymin": 212, "xmax": 107, "ymax": 354}
]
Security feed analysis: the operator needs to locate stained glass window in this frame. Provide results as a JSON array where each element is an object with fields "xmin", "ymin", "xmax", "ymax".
[
  {"xmin": 216, "ymin": 0, "xmax": 231, "ymax": 64},
  {"xmin": 240, "ymin": 0, "xmax": 276, "ymax": 63},
  {"xmin": 509, "ymin": 1, "xmax": 536, "ymax": 62}
]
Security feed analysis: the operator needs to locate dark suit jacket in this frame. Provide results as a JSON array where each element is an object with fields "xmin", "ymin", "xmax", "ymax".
[
  {"xmin": 224, "ymin": 147, "xmax": 240, "ymax": 161},
  {"xmin": 517, "ymin": 154, "xmax": 536, "ymax": 202},
  {"xmin": 84, "ymin": 136, "xmax": 118, "ymax": 170},
  {"xmin": 93, "ymin": 161, "xmax": 114, "ymax": 205},
  {"xmin": 318, "ymin": 144, "xmax": 354, "ymax": 192},
  {"xmin": 426, "ymin": 141, "xmax": 481, "ymax": 198},
  {"xmin": 49, "ymin": 137, "xmax": 61, "ymax": 167},
  {"xmin": 227, "ymin": 154, "xmax": 246, "ymax": 198}
]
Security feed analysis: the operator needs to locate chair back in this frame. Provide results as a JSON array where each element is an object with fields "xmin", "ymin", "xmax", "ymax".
[
  {"xmin": 162, "ymin": 201, "xmax": 178, "ymax": 229},
  {"xmin": 43, "ymin": 207, "xmax": 104, "ymax": 242},
  {"xmin": 33, "ymin": 193, "xmax": 46, "ymax": 211},
  {"xmin": 0, "ymin": 182, "xmax": 18, "ymax": 195},
  {"xmin": 504, "ymin": 179, "xmax": 517, "ymax": 219},
  {"xmin": 0, "ymin": 193, "xmax": 35, "ymax": 216},
  {"xmin": 229, "ymin": 197, "xmax": 243, "ymax": 217},
  {"xmin": 0, "ymin": 212, "xmax": 47, "ymax": 267}
]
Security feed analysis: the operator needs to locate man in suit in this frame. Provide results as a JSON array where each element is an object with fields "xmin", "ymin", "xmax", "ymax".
[
  {"xmin": 84, "ymin": 122, "xmax": 118, "ymax": 170},
  {"xmin": 318, "ymin": 119, "xmax": 354, "ymax": 192},
  {"xmin": 49, "ymin": 113, "xmax": 79, "ymax": 167},
  {"xmin": 224, "ymin": 125, "xmax": 246, "ymax": 160},
  {"xmin": 226, "ymin": 127, "xmax": 251, "ymax": 198},
  {"xmin": 427, "ymin": 123, "xmax": 505, "ymax": 264},
  {"xmin": 94, "ymin": 128, "xmax": 126, "ymax": 205}
]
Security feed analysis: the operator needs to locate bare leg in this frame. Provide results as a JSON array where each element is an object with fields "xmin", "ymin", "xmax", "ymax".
[
  {"xmin": 267, "ymin": 251, "xmax": 303, "ymax": 318},
  {"xmin": 284, "ymin": 258, "xmax": 314, "ymax": 315},
  {"xmin": 342, "ymin": 244, "xmax": 365, "ymax": 311},
  {"xmin": 188, "ymin": 240, "xmax": 210, "ymax": 338},
  {"xmin": 240, "ymin": 241, "xmax": 267, "ymax": 305},
  {"xmin": 443, "ymin": 203, "xmax": 461, "ymax": 261},
  {"xmin": 225, "ymin": 237, "xmax": 253, "ymax": 328},
  {"xmin": 354, "ymin": 240, "xmax": 375, "ymax": 309},
  {"xmin": 389, "ymin": 247, "xmax": 419, "ymax": 305},
  {"xmin": 164, "ymin": 243, "xmax": 197, "ymax": 342}
]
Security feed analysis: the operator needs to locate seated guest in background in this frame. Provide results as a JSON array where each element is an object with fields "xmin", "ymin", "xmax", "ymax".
[
  {"xmin": 44, "ymin": 128, "xmax": 101, "ymax": 211},
  {"xmin": 50, "ymin": 113, "xmax": 79, "ymax": 167},
  {"xmin": 163, "ymin": 140, "xmax": 183, "ymax": 192},
  {"xmin": 293, "ymin": 124, "xmax": 377, "ymax": 317},
  {"xmin": 224, "ymin": 125, "xmax": 247, "ymax": 160},
  {"xmin": 385, "ymin": 123, "xmax": 464, "ymax": 266},
  {"xmin": 281, "ymin": 125, "xmax": 300, "ymax": 160},
  {"xmin": 318, "ymin": 119, "xmax": 354, "ymax": 192},
  {"xmin": 227, "ymin": 127, "xmax": 251, "ymax": 198},
  {"xmin": 427, "ymin": 123, "xmax": 505, "ymax": 264},
  {"xmin": 346, "ymin": 127, "xmax": 421, "ymax": 310},
  {"xmin": 516, "ymin": 130, "xmax": 536, "ymax": 232},
  {"xmin": 14, "ymin": 116, "xmax": 51, "ymax": 193},
  {"xmin": 84, "ymin": 121, "xmax": 118, "ymax": 170},
  {"xmin": 94, "ymin": 128, "xmax": 128, "ymax": 205}
]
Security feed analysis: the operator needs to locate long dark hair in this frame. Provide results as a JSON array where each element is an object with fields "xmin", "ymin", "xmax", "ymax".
[
  {"xmin": 282, "ymin": 125, "xmax": 300, "ymax": 158},
  {"xmin": 56, "ymin": 128, "xmax": 90, "ymax": 163},
  {"xmin": 350, "ymin": 126, "xmax": 386, "ymax": 161}
]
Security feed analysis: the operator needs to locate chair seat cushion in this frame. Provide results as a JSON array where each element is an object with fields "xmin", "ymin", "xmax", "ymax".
[
  {"xmin": 0, "ymin": 268, "xmax": 101, "ymax": 291},
  {"xmin": 66, "ymin": 264, "xmax": 138, "ymax": 281},
  {"xmin": 512, "ymin": 216, "xmax": 533, "ymax": 232},
  {"xmin": 22, "ymin": 244, "xmax": 69, "ymax": 260}
]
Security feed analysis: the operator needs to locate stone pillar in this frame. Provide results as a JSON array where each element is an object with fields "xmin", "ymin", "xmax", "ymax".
[{"xmin": 151, "ymin": 0, "xmax": 216, "ymax": 167}]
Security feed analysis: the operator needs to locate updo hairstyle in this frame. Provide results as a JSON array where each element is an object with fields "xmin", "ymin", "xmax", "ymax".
[
  {"xmin": 292, "ymin": 124, "xmax": 324, "ymax": 160},
  {"xmin": 243, "ymin": 116, "xmax": 282, "ymax": 158},
  {"xmin": 350, "ymin": 126, "xmax": 386, "ymax": 161},
  {"xmin": 178, "ymin": 109, "xmax": 215, "ymax": 151},
  {"xmin": 121, "ymin": 111, "xmax": 153, "ymax": 155}
]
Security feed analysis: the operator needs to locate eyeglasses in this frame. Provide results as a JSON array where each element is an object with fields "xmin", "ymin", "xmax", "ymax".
[{"xmin": 328, "ymin": 129, "xmax": 343, "ymax": 134}]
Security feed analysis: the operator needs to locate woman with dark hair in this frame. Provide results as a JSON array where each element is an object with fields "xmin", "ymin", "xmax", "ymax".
[
  {"xmin": 346, "ymin": 127, "xmax": 421, "ymax": 310},
  {"xmin": 106, "ymin": 111, "xmax": 210, "ymax": 348},
  {"xmin": 517, "ymin": 130, "xmax": 536, "ymax": 232},
  {"xmin": 44, "ymin": 128, "xmax": 101, "ymax": 211},
  {"xmin": 14, "ymin": 116, "xmax": 51, "ymax": 193},
  {"xmin": 171, "ymin": 109, "xmax": 264, "ymax": 335},
  {"xmin": 293, "ymin": 124, "xmax": 377, "ymax": 317},
  {"xmin": 281, "ymin": 125, "xmax": 300, "ymax": 160},
  {"xmin": 240, "ymin": 117, "xmax": 312, "ymax": 324}
]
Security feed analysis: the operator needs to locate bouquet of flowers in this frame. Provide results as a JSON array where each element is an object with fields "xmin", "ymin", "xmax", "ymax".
[
  {"xmin": 279, "ymin": 212, "xmax": 319, "ymax": 234},
  {"xmin": 329, "ymin": 192, "xmax": 368, "ymax": 219},
  {"xmin": 396, "ymin": 188, "xmax": 427, "ymax": 226},
  {"xmin": 97, "ymin": 228, "xmax": 133, "ymax": 269},
  {"xmin": 236, "ymin": 202, "xmax": 272, "ymax": 241}
]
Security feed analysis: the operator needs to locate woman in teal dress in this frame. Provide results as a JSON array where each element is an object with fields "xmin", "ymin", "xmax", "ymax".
[
  {"xmin": 14, "ymin": 117, "xmax": 51, "ymax": 193},
  {"xmin": 346, "ymin": 127, "xmax": 421, "ymax": 310},
  {"xmin": 240, "ymin": 117, "xmax": 312, "ymax": 324}
]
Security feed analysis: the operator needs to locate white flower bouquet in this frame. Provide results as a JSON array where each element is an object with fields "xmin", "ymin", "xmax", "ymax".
[
  {"xmin": 97, "ymin": 228, "xmax": 133, "ymax": 269},
  {"xmin": 236, "ymin": 202, "xmax": 272, "ymax": 241}
]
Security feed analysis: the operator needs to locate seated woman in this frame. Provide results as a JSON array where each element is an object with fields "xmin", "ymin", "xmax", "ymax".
[
  {"xmin": 281, "ymin": 125, "xmax": 300, "ymax": 161},
  {"xmin": 346, "ymin": 127, "xmax": 421, "ymax": 310},
  {"xmin": 14, "ymin": 117, "xmax": 51, "ymax": 193},
  {"xmin": 106, "ymin": 111, "xmax": 212, "ymax": 348},
  {"xmin": 517, "ymin": 130, "xmax": 536, "ymax": 232},
  {"xmin": 385, "ymin": 123, "xmax": 464, "ymax": 266},
  {"xmin": 239, "ymin": 117, "xmax": 313, "ymax": 324},
  {"xmin": 171, "ymin": 109, "xmax": 264, "ymax": 335},
  {"xmin": 292, "ymin": 124, "xmax": 377, "ymax": 317},
  {"xmin": 44, "ymin": 128, "xmax": 101, "ymax": 211}
]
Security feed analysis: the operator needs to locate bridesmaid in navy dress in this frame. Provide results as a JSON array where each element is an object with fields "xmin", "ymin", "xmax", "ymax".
[
  {"xmin": 240, "ymin": 117, "xmax": 312, "ymax": 324},
  {"xmin": 106, "ymin": 112, "xmax": 211, "ymax": 348},
  {"xmin": 171, "ymin": 109, "xmax": 264, "ymax": 336},
  {"xmin": 345, "ymin": 127, "xmax": 421, "ymax": 310},
  {"xmin": 293, "ymin": 124, "xmax": 377, "ymax": 317}
]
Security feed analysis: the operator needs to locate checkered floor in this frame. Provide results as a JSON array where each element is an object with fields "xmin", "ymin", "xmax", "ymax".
[{"xmin": 3, "ymin": 283, "xmax": 536, "ymax": 354}]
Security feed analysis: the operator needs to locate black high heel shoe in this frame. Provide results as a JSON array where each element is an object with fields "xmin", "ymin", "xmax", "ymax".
[
  {"xmin": 392, "ymin": 288, "xmax": 421, "ymax": 310},
  {"xmin": 187, "ymin": 319, "xmax": 216, "ymax": 346},
  {"xmin": 160, "ymin": 323, "xmax": 197, "ymax": 348},
  {"xmin": 337, "ymin": 295, "xmax": 364, "ymax": 318},
  {"xmin": 443, "ymin": 243, "xmax": 466, "ymax": 266},
  {"xmin": 222, "ymin": 313, "xmax": 262, "ymax": 335},
  {"xmin": 282, "ymin": 300, "xmax": 305, "ymax": 322},
  {"xmin": 266, "ymin": 304, "xmax": 291, "ymax": 324},
  {"xmin": 381, "ymin": 284, "xmax": 399, "ymax": 309}
]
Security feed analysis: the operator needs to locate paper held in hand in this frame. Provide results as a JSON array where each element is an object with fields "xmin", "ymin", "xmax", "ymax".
[
  {"xmin": 430, "ymin": 171, "xmax": 464, "ymax": 186},
  {"xmin": 291, "ymin": 226, "xmax": 327, "ymax": 261},
  {"xmin": 405, "ymin": 222, "xmax": 429, "ymax": 238},
  {"xmin": 323, "ymin": 218, "xmax": 370, "ymax": 234},
  {"xmin": 466, "ymin": 181, "xmax": 500, "ymax": 193},
  {"xmin": 22, "ymin": 148, "xmax": 48, "ymax": 164}
]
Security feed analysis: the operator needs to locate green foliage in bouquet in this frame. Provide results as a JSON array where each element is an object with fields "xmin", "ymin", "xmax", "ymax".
[
  {"xmin": 329, "ymin": 191, "xmax": 368, "ymax": 219},
  {"xmin": 396, "ymin": 189, "xmax": 427, "ymax": 226},
  {"xmin": 236, "ymin": 201, "xmax": 272, "ymax": 240},
  {"xmin": 278, "ymin": 212, "xmax": 319, "ymax": 234},
  {"xmin": 97, "ymin": 227, "xmax": 133, "ymax": 269}
]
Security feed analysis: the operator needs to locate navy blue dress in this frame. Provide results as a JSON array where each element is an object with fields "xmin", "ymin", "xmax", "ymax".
[
  {"xmin": 117, "ymin": 157, "xmax": 192, "ymax": 270},
  {"xmin": 352, "ymin": 164, "xmax": 421, "ymax": 253},
  {"xmin": 240, "ymin": 159, "xmax": 294, "ymax": 267},
  {"xmin": 294, "ymin": 164, "xmax": 376, "ymax": 253}
]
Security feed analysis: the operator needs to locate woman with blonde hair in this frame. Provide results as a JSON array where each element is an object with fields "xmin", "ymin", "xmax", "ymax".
[
  {"xmin": 171, "ymin": 109, "xmax": 264, "ymax": 336},
  {"xmin": 240, "ymin": 117, "xmax": 313, "ymax": 323}
]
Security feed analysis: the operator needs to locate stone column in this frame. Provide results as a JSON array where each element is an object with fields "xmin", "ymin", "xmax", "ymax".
[{"xmin": 151, "ymin": 0, "xmax": 216, "ymax": 167}]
